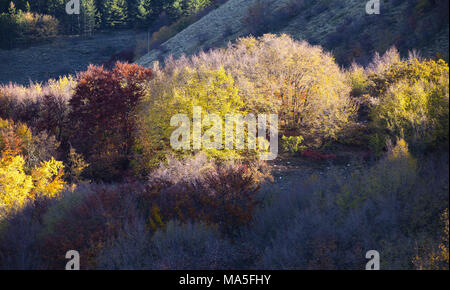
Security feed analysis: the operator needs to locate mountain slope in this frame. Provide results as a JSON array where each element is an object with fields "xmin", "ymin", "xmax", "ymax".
[{"xmin": 136, "ymin": 0, "xmax": 449, "ymax": 67}]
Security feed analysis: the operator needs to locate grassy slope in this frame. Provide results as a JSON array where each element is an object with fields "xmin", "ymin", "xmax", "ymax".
[
  {"xmin": 136, "ymin": 0, "xmax": 291, "ymax": 67},
  {"xmin": 281, "ymin": 0, "xmax": 449, "ymax": 64},
  {"xmin": 136, "ymin": 0, "xmax": 449, "ymax": 67},
  {"xmin": 0, "ymin": 30, "xmax": 147, "ymax": 85}
]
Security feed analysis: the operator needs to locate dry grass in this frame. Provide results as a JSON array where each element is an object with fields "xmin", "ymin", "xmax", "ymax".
[
  {"xmin": 0, "ymin": 30, "xmax": 147, "ymax": 85},
  {"xmin": 136, "ymin": 0, "xmax": 449, "ymax": 67}
]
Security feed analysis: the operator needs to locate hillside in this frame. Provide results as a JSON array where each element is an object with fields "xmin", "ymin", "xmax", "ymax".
[
  {"xmin": 137, "ymin": 0, "xmax": 449, "ymax": 67},
  {"xmin": 0, "ymin": 1, "xmax": 449, "ymax": 272},
  {"xmin": 0, "ymin": 30, "xmax": 146, "ymax": 85}
]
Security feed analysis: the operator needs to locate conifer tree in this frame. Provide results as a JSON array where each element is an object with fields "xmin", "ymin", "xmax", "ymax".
[
  {"xmin": 103, "ymin": 0, "xmax": 128, "ymax": 28},
  {"xmin": 81, "ymin": 0, "xmax": 98, "ymax": 35}
]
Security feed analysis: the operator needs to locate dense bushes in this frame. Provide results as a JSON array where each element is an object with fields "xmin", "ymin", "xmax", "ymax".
[
  {"xmin": 38, "ymin": 183, "xmax": 142, "ymax": 269},
  {"xmin": 239, "ymin": 142, "xmax": 449, "ymax": 269},
  {"xmin": 0, "ymin": 76, "xmax": 75, "ymax": 133},
  {"xmin": 0, "ymin": 136, "xmax": 448, "ymax": 269},
  {"xmin": 161, "ymin": 34, "xmax": 357, "ymax": 147},
  {"xmin": 98, "ymin": 220, "xmax": 235, "ymax": 270},
  {"xmin": 368, "ymin": 58, "xmax": 449, "ymax": 152},
  {"xmin": 1, "ymin": 142, "xmax": 446, "ymax": 269},
  {"xmin": 140, "ymin": 154, "xmax": 270, "ymax": 235},
  {"xmin": 0, "ymin": 34, "xmax": 448, "ymax": 270},
  {"xmin": 0, "ymin": 153, "xmax": 267, "ymax": 269},
  {"xmin": 414, "ymin": 208, "xmax": 449, "ymax": 270},
  {"xmin": 135, "ymin": 66, "xmax": 247, "ymax": 172}
]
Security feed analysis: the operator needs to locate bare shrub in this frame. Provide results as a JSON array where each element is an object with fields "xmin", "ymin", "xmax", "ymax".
[
  {"xmin": 239, "ymin": 146, "xmax": 449, "ymax": 269},
  {"xmin": 96, "ymin": 217, "xmax": 151, "ymax": 270},
  {"xmin": 149, "ymin": 221, "xmax": 235, "ymax": 270}
]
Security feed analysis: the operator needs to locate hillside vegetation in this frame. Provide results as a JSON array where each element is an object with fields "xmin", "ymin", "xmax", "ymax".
[
  {"xmin": 137, "ymin": 0, "xmax": 449, "ymax": 67},
  {"xmin": 0, "ymin": 30, "xmax": 448, "ymax": 269}
]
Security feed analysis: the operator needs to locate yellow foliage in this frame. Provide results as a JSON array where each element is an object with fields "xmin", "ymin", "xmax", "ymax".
[
  {"xmin": 162, "ymin": 34, "xmax": 356, "ymax": 146},
  {"xmin": 369, "ymin": 58, "xmax": 449, "ymax": 150},
  {"xmin": 135, "ymin": 66, "xmax": 247, "ymax": 171},
  {"xmin": 1, "ymin": 153, "xmax": 66, "ymax": 218},
  {"xmin": 66, "ymin": 146, "xmax": 89, "ymax": 183},
  {"xmin": 31, "ymin": 158, "xmax": 65, "ymax": 199},
  {"xmin": 1, "ymin": 120, "xmax": 66, "ymax": 218},
  {"xmin": 0, "ymin": 154, "xmax": 33, "ymax": 217}
]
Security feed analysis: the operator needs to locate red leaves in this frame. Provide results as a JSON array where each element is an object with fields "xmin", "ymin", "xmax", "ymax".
[{"xmin": 69, "ymin": 62, "xmax": 152, "ymax": 180}]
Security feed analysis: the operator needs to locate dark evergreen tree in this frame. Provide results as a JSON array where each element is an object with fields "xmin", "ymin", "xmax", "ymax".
[
  {"xmin": 81, "ymin": 0, "xmax": 98, "ymax": 35},
  {"xmin": 102, "ymin": 0, "xmax": 128, "ymax": 28}
]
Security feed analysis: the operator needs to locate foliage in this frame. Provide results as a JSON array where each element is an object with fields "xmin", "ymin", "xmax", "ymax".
[
  {"xmin": 65, "ymin": 146, "xmax": 89, "ymax": 183},
  {"xmin": 135, "ymin": 66, "xmax": 246, "ymax": 172},
  {"xmin": 0, "ymin": 118, "xmax": 32, "ymax": 156},
  {"xmin": 96, "ymin": 216, "xmax": 151, "ymax": 269},
  {"xmin": 0, "ymin": 202, "xmax": 43, "ymax": 269},
  {"xmin": 102, "ymin": 0, "xmax": 128, "ymax": 28},
  {"xmin": 148, "ymin": 220, "xmax": 234, "ymax": 269},
  {"xmin": 240, "ymin": 143, "xmax": 448, "ymax": 269},
  {"xmin": 98, "ymin": 220, "xmax": 234, "ymax": 270},
  {"xmin": 414, "ymin": 208, "xmax": 449, "ymax": 270},
  {"xmin": 39, "ymin": 183, "xmax": 142, "ymax": 269},
  {"xmin": 164, "ymin": 34, "xmax": 357, "ymax": 147},
  {"xmin": 0, "ymin": 11, "xmax": 449, "ymax": 270},
  {"xmin": 69, "ymin": 62, "xmax": 152, "ymax": 181},
  {"xmin": 81, "ymin": 0, "xmax": 99, "ymax": 35},
  {"xmin": 348, "ymin": 62, "xmax": 370, "ymax": 97},
  {"xmin": 0, "ymin": 75, "xmax": 75, "ymax": 132},
  {"xmin": 368, "ymin": 58, "xmax": 449, "ymax": 152},
  {"xmin": 139, "ymin": 154, "xmax": 269, "ymax": 235},
  {"xmin": 281, "ymin": 135, "xmax": 306, "ymax": 155},
  {"xmin": 30, "ymin": 157, "xmax": 65, "ymax": 199},
  {"xmin": 0, "ymin": 154, "xmax": 33, "ymax": 218},
  {"xmin": 0, "ymin": 7, "xmax": 59, "ymax": 49},
  {"xmin": 0, "ymin": 121, "xmax": 65, "ymax": 219}
]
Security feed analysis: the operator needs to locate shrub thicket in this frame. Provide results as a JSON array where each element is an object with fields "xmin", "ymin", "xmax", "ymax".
[
  {"xmin": 368, "ymin": 58, "xmax": 449, "ymax": 152},
  {"xmin": 163, "ymin": 34, "xmax": 357, "ymax": 146},
  {"xmin": 0, "ymin": 32, "xmax": 448, "ymax": 270}
]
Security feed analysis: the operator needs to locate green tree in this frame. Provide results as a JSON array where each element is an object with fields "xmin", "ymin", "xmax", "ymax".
[
  {"xmin": 81, "ymin": 0, "xmax": 98, "ymax": 35},
  {"xmin": 102, "ymin": 0, "xmax": 128, "ymax": 28},
  {"xmin": 127, "ymin": 0, "xmax": 151, "ymax": 27}
]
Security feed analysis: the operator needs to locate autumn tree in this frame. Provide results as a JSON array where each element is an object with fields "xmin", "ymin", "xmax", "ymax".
[
  {"xmin": 134, "ymin": 66, "xmax": 249, "ymax": 174},
  {"xmin": 163, "ymin": 34, "xmax": 357, "ymax": 146},
  {"xmin": 69, "ymin": 62, "xmax": 152, "ymax": 181},
  {"xmin": 0, "ymin": 118, "xmax": 65, "ymax": 219},
  {"xmin": 368, "ymin": 58, "xmax": 449, "ymax": 152}
]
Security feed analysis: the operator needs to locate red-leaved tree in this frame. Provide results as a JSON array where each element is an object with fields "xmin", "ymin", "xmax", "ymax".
[{"xmin": 69, "ymin": 62, "xmax": 152, "ymax": 181}]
